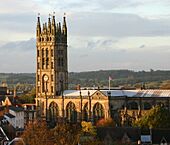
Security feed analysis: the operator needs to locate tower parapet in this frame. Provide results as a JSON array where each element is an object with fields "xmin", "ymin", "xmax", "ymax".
[{"xmin": 36, "ymin": 14, "xmax": 67, "ymax": 44}]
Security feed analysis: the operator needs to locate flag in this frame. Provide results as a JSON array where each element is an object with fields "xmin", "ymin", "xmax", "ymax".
[{"xmin": 109, "ymin": 76, "xmax": 112, "ymax": 90}]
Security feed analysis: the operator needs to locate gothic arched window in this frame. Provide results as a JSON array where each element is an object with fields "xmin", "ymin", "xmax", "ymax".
[
  {"xmin": 93, "ymin": 103, "xmax": 104, "ymax": 123},
  {"xmin": 83, "ymin": 103, "xmax": 88, "ymax": 121},
  {"xmin": 49, "ymin": 102, "xmax": 59, "ymax": 122},
  {"xmin": 66, "ymin": 102, "xmax": 77, "ymax": 123}
]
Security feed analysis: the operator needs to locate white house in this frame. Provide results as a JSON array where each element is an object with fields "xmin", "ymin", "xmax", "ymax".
[{"xmin": 4, "ymin": 106, "xmax": 24, "ymax": 129}]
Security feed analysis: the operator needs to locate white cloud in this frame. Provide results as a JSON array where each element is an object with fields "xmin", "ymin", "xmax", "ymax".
[{"xmin": 0, "ymin": 1, "xmax": 170, "ymax": 72}]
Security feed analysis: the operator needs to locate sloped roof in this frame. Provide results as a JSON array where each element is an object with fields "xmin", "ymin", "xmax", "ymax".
[
  {"xmin": 9, "ymin": 106, "xmax": 24, "ymax": 112},
  {"xmin": 63, "ymin": 89, "xmax": 170, "ymax": 98},
  {"xmin": 5, "ymin": 113, "xmax": 15, "ymax": 118},
  {"xmin": 63, "ymin": 90, "xmax": 96, "ymax": 97},
  {"xmin": 97, "ymin": 127, "xmax": 140, "ymax": 142},
  {"xmin": 152, "ymin": 129, "xmax": 170, "ymax": 144}
]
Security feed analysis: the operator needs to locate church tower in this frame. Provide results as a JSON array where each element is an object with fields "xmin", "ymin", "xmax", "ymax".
[{"xmin": 36, "ymin": 14, "xmax": 68, "ymax": 99}]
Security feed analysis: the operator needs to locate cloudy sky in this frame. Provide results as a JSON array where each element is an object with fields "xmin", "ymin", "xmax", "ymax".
[{"xmin": 1, "ymin": 0, "xmax": 170, "ymax": 72}]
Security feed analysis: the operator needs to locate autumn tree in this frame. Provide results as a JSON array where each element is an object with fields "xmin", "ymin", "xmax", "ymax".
[
  {"xmin": 134, "ymin": 105, "xmax": 170, "ymax": 128},
  {"xmin": 81, "ymin": 121, "xmax": 104, "ymax": 145},
  {"xmin": 21, "ymin": 121, "xmax": 53, "ymax": 145},
  {"xmin": 52, "ymin": 123, "xmax": 81, "ymax": 145},
  {"xmin": 81, "ymin": 121, "xmax": 96, "ymax": 136},
  {"xmin": 96, "ymin": 118, "xmax": 115, "ymax": 127}
]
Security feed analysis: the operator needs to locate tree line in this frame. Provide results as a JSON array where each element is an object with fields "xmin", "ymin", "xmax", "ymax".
[{"xmin": 1, "ymin": 69, "xmax": 170, "ymax": 89}]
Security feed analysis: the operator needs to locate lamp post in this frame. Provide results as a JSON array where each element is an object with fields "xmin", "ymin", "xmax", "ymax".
[
  {"xmin": 88, "ymin": 91, "xmax": 91, "ymax": 122},
  {"xmin": 80, "ymin": 90, "xmax": 82, "ymax": 122},
  {"xmin": 60, "ymin": 80, "xmax": 65, "ymax": 120},
  {"xmin": 44, "ymin": 75, "xmax": 49, "ymax": 122}
]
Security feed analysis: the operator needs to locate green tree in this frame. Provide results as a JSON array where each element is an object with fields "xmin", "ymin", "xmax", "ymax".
[
  {"xmin": 18, "ymin": 88, "xmax": 36, "ymax": 103},
  {"xmin": 133, "ymin": 105, "xmax": 170, "ymax": 128}
]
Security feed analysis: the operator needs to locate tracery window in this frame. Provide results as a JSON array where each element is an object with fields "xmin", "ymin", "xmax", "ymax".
[
  {"xmin": 66, "ymin": 102, "xmax": 77, "ymax": 123},
  {"xmin": 49, "ymin": 102, "xmax": 59, "ymax": 122},
  {"xmin": 83, "ymin": 103, "xmax": 88, "ymax": 121},
  {"xmin": 93, "ymin": 103, "xmax": 104, "ymax": 123}
]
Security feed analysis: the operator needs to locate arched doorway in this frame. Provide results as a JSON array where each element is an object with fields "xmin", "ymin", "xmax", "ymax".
[
  {"xmin": 93, "ymin": 103, "xmax": 104, "ymax": 123},
  {"xmin": 66, "ymin": 102, "xmax": 77, "ymax": 123},
  {"xmin": 83, "ymin": 103, "xmax": 88, "ymax": 121},
  {"xmin": 49, "ymin": 102, "xmax": 59, "ymax": 122}
]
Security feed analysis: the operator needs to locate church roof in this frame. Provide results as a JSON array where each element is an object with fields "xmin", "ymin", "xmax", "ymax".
[
  {"xmin": 103, "ymin": 89, "xmax": 170, "ymax": 97},
  {"xmin": 63, "ymin": 90, "xmax": 96, "ymax": 97},
  {"xmin": 63, "ymin": 89, "xmax": 170, "ymax": 98}
]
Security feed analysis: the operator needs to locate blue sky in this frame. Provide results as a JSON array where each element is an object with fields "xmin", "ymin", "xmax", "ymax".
[{"xmin": 1, "ymin": 0, "xmax": 170, "ymax": 72}]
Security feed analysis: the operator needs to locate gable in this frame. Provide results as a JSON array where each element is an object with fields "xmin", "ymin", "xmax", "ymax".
[{"xmin": 91, "ymin": 90, "xmax": 108, "ymax": 100}]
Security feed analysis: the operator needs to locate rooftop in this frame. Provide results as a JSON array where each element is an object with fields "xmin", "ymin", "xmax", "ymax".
[
  {"xmin": 63, "ymin": 89, "xmax": 170, "ymax": 98},
  {"xmin": 9, "ymin": 106, "xmax": 24, "ymax": 112},
  {"xmin": 5, "ymin": 113, "xmax": 15, "ymax": 118}
]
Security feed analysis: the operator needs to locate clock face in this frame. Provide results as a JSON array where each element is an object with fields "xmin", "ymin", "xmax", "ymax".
[{"xmin": 44, "ymin": 75, "xmax": 49, "ymax": 82}]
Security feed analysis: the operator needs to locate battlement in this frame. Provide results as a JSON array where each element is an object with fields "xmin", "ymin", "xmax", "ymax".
[{"xmin": 36, "ymin": 14, "xmax": 67, "ymax": 43}]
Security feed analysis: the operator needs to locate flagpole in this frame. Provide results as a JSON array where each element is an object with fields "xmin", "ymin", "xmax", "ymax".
[{"xmin": 109, "ymin": 77, "xmax": 110, "ymax": 90}]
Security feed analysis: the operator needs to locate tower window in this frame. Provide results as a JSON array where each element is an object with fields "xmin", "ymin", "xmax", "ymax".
[
  {"xmin": 58, "ymin": 58, "xmax": 60, "ymax": 67},
  {"xmin": 42, "ymin": 49, "xmax": 44, "ymax": 57},
  {"xmin": 46, "ymin": 58, "xmax": 49, "ymax": 68},
  {"xmin": 37, "ymin": 75, "xmax": 40, "ymax": 81},
  {"xmin": 51, "ymin": 75, "xmax": 53, "ymax": 81},
  {"xmin": 46, "ymin": 49, "xmax": 48, "ymax": 57},
  {"xmin": 38, "ymin": 86, "xmax": 40, "ymax": 93},
  {"xmin": 61, "ymin": 58, "xmax": 64, "ymax": 66},
  {"xmin": 42, "ymin": 58, "xmax": 45, "ymax": 69},
  {"xmin": 51, "ymin": 62, "xmax": 54, "ymax": 69},
  {"xmin": 51, "ymin": 49, "xmax": 53, "ymax": 57},
  {"xmin": 37, "ymin": 50, "xmax": 39, "ymax": 57},
  {"xmin": 37, "ymin": 62, "xmax": 40, "ymax": 69},
  {"xmin": 51, "ymin": 86, "xmax": 53, "ymax": 93}
]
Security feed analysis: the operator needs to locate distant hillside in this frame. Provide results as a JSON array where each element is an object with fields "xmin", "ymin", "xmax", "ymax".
[
  {"xmin": 0, "ymin": 73, "xmax": 35, "ymax": 85},
  {"xmin": 1, "ymin": 70, "xmax": 170, "ymax": 89},
  {"xmin": 69, "ymin": 70, "xmax": 170, "ymax": 89}
]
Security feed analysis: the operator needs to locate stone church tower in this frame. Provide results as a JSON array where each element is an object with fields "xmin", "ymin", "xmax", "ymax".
[{"xmin": 36, "ymin": 14, "xmax": 68, "ymax": 99}]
